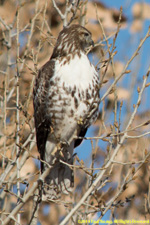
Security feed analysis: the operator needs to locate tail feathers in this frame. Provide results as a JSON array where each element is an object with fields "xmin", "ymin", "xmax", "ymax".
[{"xmin": 42, "ymin": 160, "xmax": 74, "ymax": 201}]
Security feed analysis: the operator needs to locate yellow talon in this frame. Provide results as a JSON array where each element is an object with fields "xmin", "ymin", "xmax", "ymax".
[{"xmin": 77, "ymin": 117, "xmax": 83, "ymax": 125}]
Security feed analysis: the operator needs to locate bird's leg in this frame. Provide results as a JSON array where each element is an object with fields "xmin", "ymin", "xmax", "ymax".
[
  {"xmin": 60, "ymin": 139, "xmax": 70, "ymax": 147},
  {"xmin": 51, "ymin": 140, "xmax": 67, "ymax": 158},
  {"xmin": 51, "ymin": 142, "xmax": 62, "ymax": 157}
]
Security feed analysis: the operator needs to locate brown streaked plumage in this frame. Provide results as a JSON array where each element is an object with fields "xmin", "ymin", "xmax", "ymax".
[{"xmin": 33, "ymin": 24, "xmax": 100, "ymax": 200}]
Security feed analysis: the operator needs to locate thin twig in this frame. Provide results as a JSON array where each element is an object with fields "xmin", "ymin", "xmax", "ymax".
[
  {"xmin": 60, "ymin": 64, "xmax": 150, "ymax": 225},
  {"xmin": 101, "ymin": 27, "xmax": 150, "ymax": 101},
  {"xmin": 2, "ymin": 166, "xmax": 52, "ymax": 225}
]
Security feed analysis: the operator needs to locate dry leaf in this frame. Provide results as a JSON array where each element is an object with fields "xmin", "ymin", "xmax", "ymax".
[
  {"xmin": 108, "ymin": 87, "xmax": 130, "ymax": 101},
  {"xmin": 132, "ymin": 3, "xmax": 150, "ymax": 20},
  {"xmin": 130, "ymin": 19, "xmax": 143, "ymax": 33}
]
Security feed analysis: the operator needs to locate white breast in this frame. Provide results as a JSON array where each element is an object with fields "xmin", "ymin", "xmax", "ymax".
[
  {"xmin": 47, "ymin": 52, "xmax": 99, "ymax": 141},
  {"xmin": 54, "ymin": 52, "xmax": 97, "ymax": 90}
]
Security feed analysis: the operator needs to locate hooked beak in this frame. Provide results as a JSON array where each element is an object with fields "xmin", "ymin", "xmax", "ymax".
[{"xmin": 91, "ymin": 40, "xmax": 94, "ymax": 47}]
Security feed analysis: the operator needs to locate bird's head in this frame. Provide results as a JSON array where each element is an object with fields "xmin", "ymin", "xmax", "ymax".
[{"xmin": 51, "ymin": 24, "xmax": 94, "ymax": 59}]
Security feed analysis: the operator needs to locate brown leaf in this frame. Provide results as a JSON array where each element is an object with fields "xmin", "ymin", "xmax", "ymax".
[
  {"xmin": 108, "ymin": 88, "xmax": 130, "ymax": 101},
  {"xmin": 132, "ymin": 3, "xmax": 150, "ymax": 20},
  {"xmin": 130, "ymin": 19, "xmax": 143, "ymax": 33},
  {"xmin": 20, "ymin": 158, "xmax": 35, "ymax": 177}
]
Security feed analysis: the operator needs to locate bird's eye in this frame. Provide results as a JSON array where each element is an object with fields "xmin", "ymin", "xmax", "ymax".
[{"xmin": 84, "ymin": 32, "xmax": 89, "ymax": 37}]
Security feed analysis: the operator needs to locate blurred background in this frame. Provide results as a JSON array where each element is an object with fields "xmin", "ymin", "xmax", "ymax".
[{"xmin": 0, "ymin": 0, "xmax": 150, "ymax": 224}]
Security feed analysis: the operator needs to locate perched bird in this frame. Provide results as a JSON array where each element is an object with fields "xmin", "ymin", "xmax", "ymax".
[{"xmin": 33, "ymin": 24, "xmax": 100, "ymax": 200}]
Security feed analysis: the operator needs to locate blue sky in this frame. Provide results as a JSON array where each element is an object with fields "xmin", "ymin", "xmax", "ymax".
[
  {"xmin": 36, "ymin": 1, "xmax": 150, "ymax": 224},
  {"xmin": 75, "ymin": 0, "xmax": 150, "ymax": 165},
  {"xmin": 74, "ymin": 2, "xmax": 150, "ymax": 223}
]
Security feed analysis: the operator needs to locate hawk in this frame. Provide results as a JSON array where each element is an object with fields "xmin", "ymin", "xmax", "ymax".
[{"xmin": 33, "ymin": 24, "xmax": 100, "ymax": 200}]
